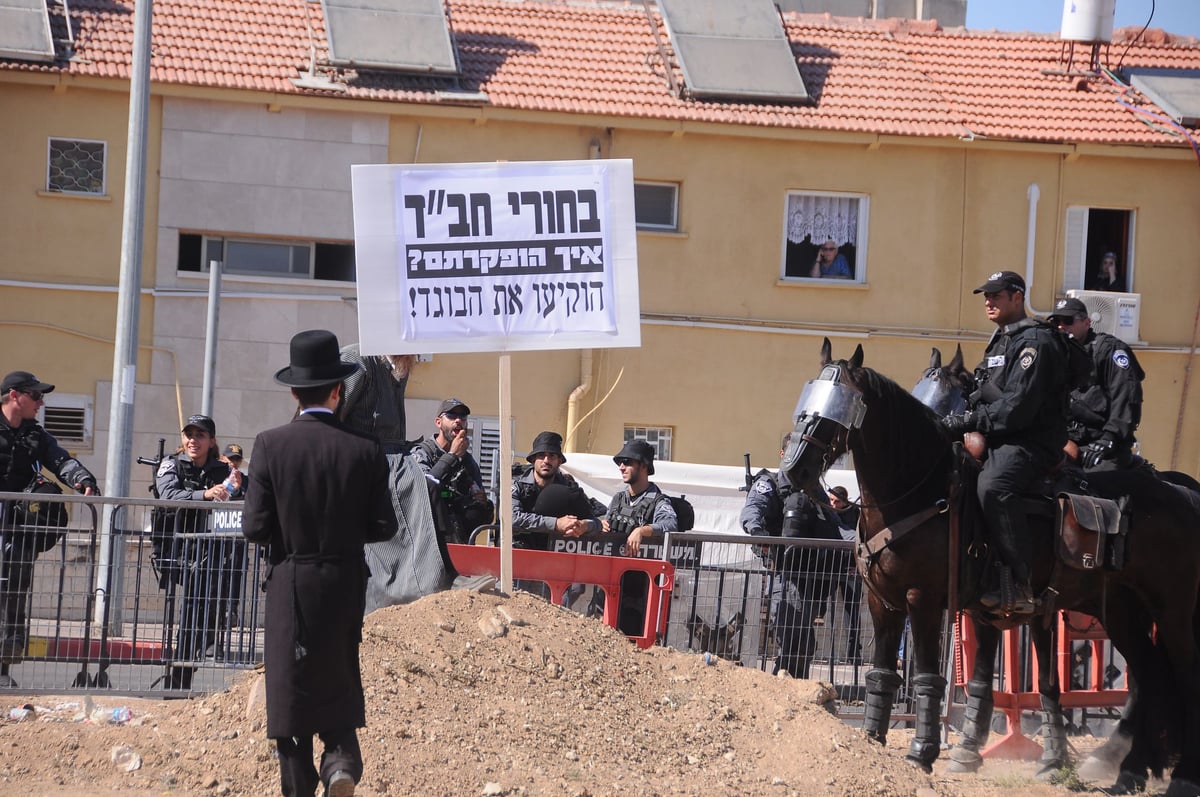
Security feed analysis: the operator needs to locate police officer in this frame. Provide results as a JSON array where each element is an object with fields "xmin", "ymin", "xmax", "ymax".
[
  {"xmin": 1048, "ymin": 297, "xmax": 1144, "ymax": 471},
  {"xmin": 411, "ymin": 399, "xmax": 493, "ymax": 574},
  {"xmin": 603, "ymin": 440, "xmax": 677, "ymax": 556},
  {"xmin": 154, "ymin": 413, "xmax": 237, "ymax": 690},
  {"xmin": 740, "ymin": 433, "xmax": 841, "ymax": 678},
  {"xmin": 512, "ymin": 431, "xmax": 601, "ymax": 550},
  {"xmin": 942, "ymin": 271, "xmax": 1070, "ymax": 614},
  {"xmin": 0, "ymin": 371, "xmax": 99, "ymax": 659}
]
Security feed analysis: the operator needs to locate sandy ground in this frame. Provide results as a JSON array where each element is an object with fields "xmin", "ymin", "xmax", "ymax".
[{"xmin": 0, "ymin": 589, "xmax": 1164, "ymax": 796}]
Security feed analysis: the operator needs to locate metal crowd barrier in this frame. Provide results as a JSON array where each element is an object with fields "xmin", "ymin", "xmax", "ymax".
[{"xmin": 0, "ymin": 491, "xmax": 265, "ymax": 698}]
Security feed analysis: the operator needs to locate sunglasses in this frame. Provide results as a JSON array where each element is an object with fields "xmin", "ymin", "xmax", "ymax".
[
  {"xmin": 22, "ymin": 390, "xmax": 44, "ymax": 401},
  {"xmin": 615, "ymin": 458, "xmax": 636, "ymax": 467},
  {"xmin": 440, "ymin": 411, "xmax": 467, "ymax": 420}
]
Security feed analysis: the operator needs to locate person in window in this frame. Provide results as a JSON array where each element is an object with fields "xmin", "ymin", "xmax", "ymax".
[
  {"xmin": 809, "ymin": 239, "xmax": 852, "ymax": 279},
  {"xmin": 1087, "ymin": 251, "xmax": 1124, "ymax": 292}
]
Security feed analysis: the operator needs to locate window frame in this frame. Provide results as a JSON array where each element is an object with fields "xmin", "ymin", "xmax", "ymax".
[
  {"xmin": 780, "ymin": 190, "xmax": 870, "ymax": 284},
  {"xmin": 46, "ymin": 137, "xmax": 108, "ymax": 196},
  {"xmin": 201, "ymin": 235, "xmax": 316, "ymax": 279},
  {"xmin": 1062, "ymin": 205, "xmax": 1136, "ymax": 293},
  {"xmin": 37, "ymin": 392, "xmax": 94, "ymax": 451},
  {"xmin": 623, "ymin": 425, "xmax": 674, "ymax": 462},
  {"xmin": 633, "ymin": 181, "xmax": 680, "ymax": 232}
]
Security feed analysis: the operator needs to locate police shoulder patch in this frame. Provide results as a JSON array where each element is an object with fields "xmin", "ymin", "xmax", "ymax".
[
  {"xmin": 1113, "ymin": 350, "xmax": 1131, "ymax": 370},
  {"xmin": 753, "ymin": 479, "xmax": 774, "ymax": 495},
  {"xmin": 1018, "ymin": 347, "xmax": 1037, "ymax": 370}
]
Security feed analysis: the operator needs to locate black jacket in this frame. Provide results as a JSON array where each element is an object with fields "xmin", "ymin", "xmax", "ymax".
[
  {"xmin": 1, "ymin": 418, "xmax": 96, "ymax": 495},
  {"xmin": 1067, "ymin": 329, "xmax": 1144, "ymax": 447},
  {"xmin": 970, "ymin": 317, "xmax": 1069, "ymax": 455}
]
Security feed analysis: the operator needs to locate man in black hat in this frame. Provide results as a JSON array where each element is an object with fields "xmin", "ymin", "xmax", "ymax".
[
  {"xmin": 242, "ymin": 329, "xmax": 397, "ymax": 797},
  {"xmin": 1, "ymin": 370, "xmax": 99, "ymax": 660},
  {"xmin": 1048, "ymin": 297, "xmax": 1144, "ymax": 471},
  {"xmin": 221, "ymin": 443, "xmax": 246, "ymax": 499},
  {"xmin": 941, "ymin": 271, "xmax": 1070, "ymax": 614},
  {"xmin": 512, "ymin": 431, "xmax": 602, "ymax": 550},
  {"xmin": 602, "ymin": 439, "xmax": 677, "ymax": 556},
  {"xmin": 411, "ymin": 398, "xmax": 492, "ymax": 565}
]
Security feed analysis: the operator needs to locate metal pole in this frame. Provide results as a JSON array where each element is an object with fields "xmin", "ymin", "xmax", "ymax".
[
  {"xmin": 201, "ymin": 260, "xmax": 222, "ymax": 418},
  {"xmin": 97, "ymin": 0, "xmax": 154, "ymax": 630}
]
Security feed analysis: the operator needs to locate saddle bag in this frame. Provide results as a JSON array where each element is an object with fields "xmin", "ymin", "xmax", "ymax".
[{"xmin": 1056, "ymin": 493, "xmax": 1127, "ymax": 571}]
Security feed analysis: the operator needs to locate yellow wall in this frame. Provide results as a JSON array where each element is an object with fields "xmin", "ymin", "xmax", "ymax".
[{"xmin": 5, "ymin": 77, "xmax": 1199, "ymax": 477}]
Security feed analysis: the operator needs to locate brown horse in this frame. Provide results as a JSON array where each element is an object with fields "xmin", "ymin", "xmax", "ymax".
[{"xmin": 781, "ymin": 339, "xmax": 1200, "ymax": 795}]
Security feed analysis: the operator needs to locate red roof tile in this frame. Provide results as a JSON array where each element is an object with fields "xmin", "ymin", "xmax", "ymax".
[{"xmin": 3, "ymin": 0, "xmax": 1198, "ymax": 148}]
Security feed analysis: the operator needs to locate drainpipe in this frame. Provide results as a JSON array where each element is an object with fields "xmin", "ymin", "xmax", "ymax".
[
  {"xmin": 564, "ymin": 349, "xmax": 593, "ymax": 453},
  {"xmin": 1023, "ymin": 183, "xmax": 1053, "ymax": 318}
]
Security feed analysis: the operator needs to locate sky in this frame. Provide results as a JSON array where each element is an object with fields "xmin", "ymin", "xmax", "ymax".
[{"xmin": 965, "ymin": 0, "xmax": 1200, "ymax": 38}]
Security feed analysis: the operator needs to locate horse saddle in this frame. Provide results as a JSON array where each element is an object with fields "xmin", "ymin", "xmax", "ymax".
[{"xmin": 1055, "ymin": 492, "xmax": 1129, "ymax": 571}]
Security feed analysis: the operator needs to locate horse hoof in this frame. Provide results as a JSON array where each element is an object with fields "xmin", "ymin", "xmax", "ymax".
[
  {"xmin": 904, "ymin": 755, "xmax": 933, "ymax": 774},
  {"xmin": 1106, "ymin": 770, "xmax": 1148, "ymax": 795},
  {"xmin": 1077, "ymin": 732, "xmax": 1132, "ymax": 783},
  {"xmin": 1164, "ymin": 778, "xmax": 1200, "ymax": 797},
  {"xmin": 946, "ymin": 747, "xmax": 983, "ymax": 774}
]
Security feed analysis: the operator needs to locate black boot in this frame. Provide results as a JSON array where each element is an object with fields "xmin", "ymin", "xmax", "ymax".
[{"xmin": 980, "ymin": 495, "xmax": 1036, "ymax": 614}]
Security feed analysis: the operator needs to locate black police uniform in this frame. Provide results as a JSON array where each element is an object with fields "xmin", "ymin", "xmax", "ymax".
[
  {"xmin": 1067, "ymin": 328, "xmax": 1144, "ymax": 471},
  {"xmin": 155, "ymin": 451, "xmax": 241, "ymax": 687},
  {"xmin": 967, "ymin": 317, "xmax": 1069, "ymax": 607},
  {"xmin": 411, "ymin": 438, "xmax": 492, "ymax": 580},
  {"xmin": 739, "ymin": 469, "xmax": 841, "ymax": 678},
  {"xmin": 1, "ymin": 419, "xmax": 97, "ymax": 655}
]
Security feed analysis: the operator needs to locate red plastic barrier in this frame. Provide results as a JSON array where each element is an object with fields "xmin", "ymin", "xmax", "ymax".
[
  {"xmin": 955, "ymin": 611, "xmax": 1130, "ymax": 760},
  {"xmin": 447, "ymin": 544, "xmax": 675, "ymax": 649}
]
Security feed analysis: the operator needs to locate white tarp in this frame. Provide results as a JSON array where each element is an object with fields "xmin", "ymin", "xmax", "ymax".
[{"xmin": 560, "ymin": 452, "xmax": 857, "ymax": 536}]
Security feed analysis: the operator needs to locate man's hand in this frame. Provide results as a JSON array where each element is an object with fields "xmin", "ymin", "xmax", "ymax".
[
  {"xmin": 1081, "ymin": 439, "xmax": 1114, "ymax": 469},
  {"xmin": 76, "ymin": 478, "xmax": 100, "ymax": 496},
  {"xmin": 941, "ymin": 411, "xmax": 976, "ymax": 437},
  {"xmin": 450, "ymin": 429, "xmax": 469, "ymax": 458},
  {"xmin": 555, "ymin": 515, "xmax": 580, "ymax": 535}
]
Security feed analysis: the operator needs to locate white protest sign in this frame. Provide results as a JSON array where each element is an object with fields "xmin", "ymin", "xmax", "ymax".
[{"xmin": 351, "ymin": 160, "xmax": 641, "ymax": 354}]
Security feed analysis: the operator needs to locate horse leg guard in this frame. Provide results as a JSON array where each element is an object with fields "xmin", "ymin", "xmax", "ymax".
[
  {"xmin": 948, "ymin": 679, "xmax": 994, "ymax": 773},
  {"xmin": 862, "ymin": 669, "xmax": 904, "ymax": 746},
  {"xmin": 906, "ymin": 673, "xmax": 948, "ymax": 773},
  {"xmin": 1163, "ymin": 778, "xmax": 1200, "ymax": 797},
  {"xmin": 1036, "ymin": 694, "xmax": 1069, "ymax": 778}
]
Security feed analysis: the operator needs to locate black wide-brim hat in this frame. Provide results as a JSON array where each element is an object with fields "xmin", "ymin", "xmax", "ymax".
[
  {"xmin": 526, "ymin": 431, "xmax": 566, "ymax": 463},
  {"xmin": 274, "ymin": 329, "xmax": 360, "ymax": 388},
  {"xmin": 614, "ymin": 439, "xmax": 655, "ymax": 475}
]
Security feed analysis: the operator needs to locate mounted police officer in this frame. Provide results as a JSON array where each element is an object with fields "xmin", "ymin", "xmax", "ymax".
[
  {"xmin": 1047, "ymin": 297, "xmax": 1144, "ymax": 471},
  {"xmin": 942, "ymin": 271, "xmax": 1070, "ymax": 615},
  {"xmin": 1, "ymin": 371, "xmax": 99, "ymax": 660},
  {"xmin": 740, "ymin": 433, "xmax": 842, "ymax": 677}
]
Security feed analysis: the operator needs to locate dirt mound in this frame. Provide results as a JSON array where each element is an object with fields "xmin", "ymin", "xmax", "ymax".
[{"xmin": 0, "ymin": 589, "xmax": 1118, "ymax": 796}]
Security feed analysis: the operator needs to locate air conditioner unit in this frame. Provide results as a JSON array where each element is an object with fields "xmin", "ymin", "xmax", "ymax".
[{"xmin": 1066, "ymin": 290, "xmax": 1141, "ymax": 343}]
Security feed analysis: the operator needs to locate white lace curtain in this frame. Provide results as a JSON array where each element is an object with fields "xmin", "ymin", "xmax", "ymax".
[{"xmin": 786, "ymin": 194, "xmax": 859, "ymax": 245}]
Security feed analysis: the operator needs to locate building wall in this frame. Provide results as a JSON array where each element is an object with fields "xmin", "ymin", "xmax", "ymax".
[{"xmin": 3, "ymin": 79, "xmax": 1199, "ymax": 485}]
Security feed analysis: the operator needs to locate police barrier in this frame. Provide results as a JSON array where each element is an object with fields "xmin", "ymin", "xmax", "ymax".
[{"xmin": 0, "ymin": 491, "xmax": 266, "ymax": 697}]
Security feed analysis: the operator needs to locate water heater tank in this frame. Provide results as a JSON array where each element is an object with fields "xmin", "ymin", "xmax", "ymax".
[{"xmin": 1061, "ymin": 0, "xmax": 1116, "ymax": 43}]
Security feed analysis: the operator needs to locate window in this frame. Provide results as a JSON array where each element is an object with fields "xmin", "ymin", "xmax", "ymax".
[
  {"xmin": 38, "ymin": 393, "xmax": 93, "ymax": 450},
  {"xmin": 177, "ymin": 234, "xmax": 356, "ymax": 281},
  {"xmin": 1063, "ymin": 207, "xmax": 1133, "ymax": 292},
  {"xmin": 624, "ymin": 425, "xmax": 673, "ymax": 461},
  {"xmin": 47, "ymin": 138, "xmax": 106, "ymax": 195},
  {"xmin": 781, "ymin": 191, "xmax": 869, "ymax": 282},
  {"xmin": 634, "ymin": 182, "xmax": 679, "ymax": 231}
]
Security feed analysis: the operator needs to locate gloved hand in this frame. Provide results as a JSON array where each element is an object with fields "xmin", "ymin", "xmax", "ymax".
[
  {"xmin": 941, "ymin": 411, "xmax": 976, "ymax": 437},
  {"xmin": 1081, "ymin": 439, "xmax": 1114, "ymax": 469}
]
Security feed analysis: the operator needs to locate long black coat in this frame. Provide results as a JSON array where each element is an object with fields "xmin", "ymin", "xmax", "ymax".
[{"xmin": 241, "ymin": 411, "xmax": 397, "ymax": 738}]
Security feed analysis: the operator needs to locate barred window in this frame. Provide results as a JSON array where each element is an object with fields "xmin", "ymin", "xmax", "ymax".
[
  {"xmin": 623, "ymin": 425, "xmax": 673, "ymax": 461},
  {"xmin": 47, "ymin": 138, "xmax": 107, "ymax": 195}
]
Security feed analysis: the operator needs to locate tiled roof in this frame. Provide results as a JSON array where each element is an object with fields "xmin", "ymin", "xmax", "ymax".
[{"xmin": 5, "ymin": 0, "xmax": 1199, "ymax": 148}]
